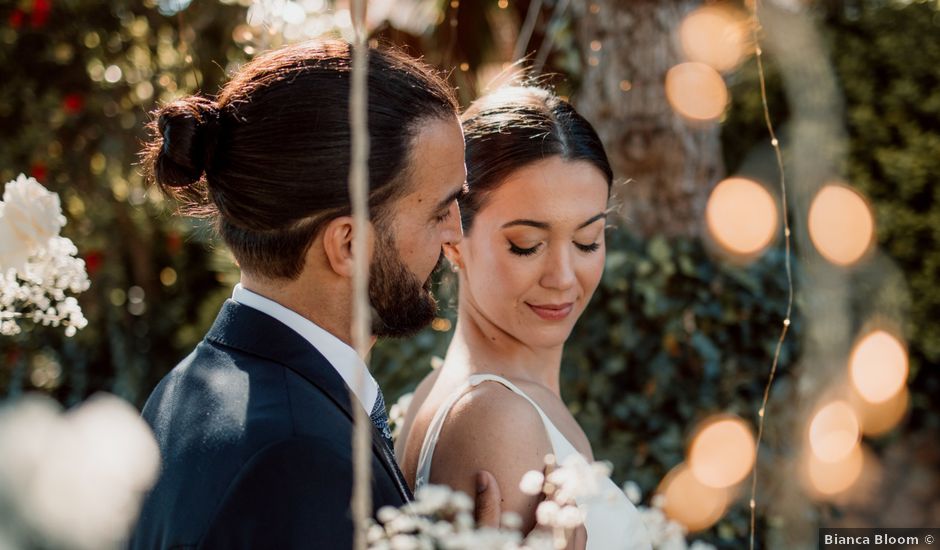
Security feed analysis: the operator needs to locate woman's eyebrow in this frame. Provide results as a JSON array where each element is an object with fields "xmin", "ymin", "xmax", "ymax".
[
  {"xmin": 501, "ymin": 219, "xmax": 550, "ymax": 230},
  {"xmin": 577, "ymin": 212, "xmax": 607, "ymax": 229},
  {"xmin": 501, "ymin": 212, "xmax": 607, "ymax": 230}
]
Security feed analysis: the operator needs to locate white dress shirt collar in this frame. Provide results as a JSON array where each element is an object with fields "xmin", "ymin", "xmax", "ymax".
[{"xmin": 231, "ymin": 283, "xmax": 378, "ymax": 415}]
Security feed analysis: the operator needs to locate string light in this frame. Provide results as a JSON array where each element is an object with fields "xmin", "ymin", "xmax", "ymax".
[{"xmin": 746, "ymin": 3, "xmax": 795, "ymax": 548}]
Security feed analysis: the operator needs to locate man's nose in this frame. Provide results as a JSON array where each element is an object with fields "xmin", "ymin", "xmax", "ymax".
[{"xmin": 442, "ymin": 201, "xmax": 463, "ymax": 245}]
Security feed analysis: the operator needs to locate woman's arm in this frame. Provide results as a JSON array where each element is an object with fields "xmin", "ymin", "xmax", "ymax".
[{"xmin": 427, "ymin": 381, "xmax": 554, "ymax": 534}]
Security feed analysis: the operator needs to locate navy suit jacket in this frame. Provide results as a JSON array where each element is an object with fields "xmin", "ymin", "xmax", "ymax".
[{"xmin": 129, "ymin": 300, "xmax": 412, "ymax": 550}]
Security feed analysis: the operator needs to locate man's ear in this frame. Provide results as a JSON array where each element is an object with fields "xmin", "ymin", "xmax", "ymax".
[{"xmin": 321, "ymin": 216, "xmax": 374, "ymax": 278}]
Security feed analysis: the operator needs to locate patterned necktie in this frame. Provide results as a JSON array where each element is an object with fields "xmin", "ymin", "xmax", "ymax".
[{"xmin": 370, "ymin": 387, "xmax": 394, "ymax": 451}]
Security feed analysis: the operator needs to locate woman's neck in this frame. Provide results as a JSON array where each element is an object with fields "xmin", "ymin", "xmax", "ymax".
[{"xmin": 442, "ymin": 304, "xmax": 564, "ymax": 397}]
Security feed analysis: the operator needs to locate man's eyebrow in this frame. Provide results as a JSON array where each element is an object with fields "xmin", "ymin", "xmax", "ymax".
[
  {"xmin": 500, "ymin": 213, "xmax": 607, "ymax": 230},
  {"xmin": 435, "ymin": 183, "xmax": 467, "ymax": 211}
]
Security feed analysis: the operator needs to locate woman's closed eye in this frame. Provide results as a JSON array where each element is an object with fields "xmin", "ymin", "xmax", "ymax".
[
  {"xmin": 508, "ymin": 240, "xmax": 601, "ymax": 256},
  {"xmin": 575, "ymin": 241, "xmax": 601, "ymax": 253},
  {"xmin": 509, "ymin": 241, "xmax": 541, "ymax": 256}
]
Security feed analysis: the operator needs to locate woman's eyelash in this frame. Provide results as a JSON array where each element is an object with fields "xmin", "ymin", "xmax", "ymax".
[
  {"xmin": 509, "ymin": 241, "xmax": 600, "ymax": 255},
  {"xmin": 509, "ymin": 242, "xmax": 540, "ymax": 256},
  {"xmin": 436, "ymin": 210, "xmax": 452, "ymax": 223}
]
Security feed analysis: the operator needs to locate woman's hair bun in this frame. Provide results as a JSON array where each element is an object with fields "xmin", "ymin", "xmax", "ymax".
[{"xmin": 153, "ymin": 96, "xmax": 220, "ymax": 188}]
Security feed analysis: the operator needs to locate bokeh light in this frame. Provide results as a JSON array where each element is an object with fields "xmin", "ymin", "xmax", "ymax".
[
  {"xmin": 849, "ymin": 329, "xmax": 908, "ymax": 404},
  {"xmin": 657, "ymin": 462, "xmax": 731, "ymax": 532},
  {"xmin": 679, "ymin": 5, "xmax": 749, "ymax": 72},
  {"xmin": 706, "ymin": 177, "xmax": 778, "ymax": 257},
  {"xmin": 688, "ymin": 415, "xmax": 756, "ymax": 488},
  {"xmin": 805, "ymin": 442, "xmax": 864, "ymax": 498},
  {"xmin": 808, "ymin": 400, "xmax": 860, "ymax": 463},
  {"xmin": 808, "ymin": 184, "xmax": 875, "ymax": 266},
  {"xmin": 852, "ymin": 385, "xmax": 910, "ymax": 437},
  {"xmin": 665, "ymin": 62, "xmax": 729, "ymax": 122}
]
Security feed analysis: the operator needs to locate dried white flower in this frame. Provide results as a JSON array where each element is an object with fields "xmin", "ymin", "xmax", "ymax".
[
  {"xmin": 519, "ymin": 470, "xmax": 545, "ymax": 496},
  {"xmin": 388, "ymin": 392, "xmax": 413, "ymax": 441},
  {"xmin": 535, "ymin": 500, "xmax": 560, "ymax": 526},
  {"xmin": 556, "ymin": 505, "xmax": 584, "ymax": 530},
  {"xmin": 622, "ymin": 480, "xmax": 643, "ymax": 505}
]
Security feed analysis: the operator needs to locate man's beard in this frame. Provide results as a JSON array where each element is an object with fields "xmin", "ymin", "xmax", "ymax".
[{"xmin": 368, "ymin": 231, "xmax": 441, "ymax": 338}]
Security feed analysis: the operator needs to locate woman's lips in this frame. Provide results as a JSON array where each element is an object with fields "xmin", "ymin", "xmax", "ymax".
[{"xmin": 526, "ymin": 302, "xmax": 574, "ymax": 321}]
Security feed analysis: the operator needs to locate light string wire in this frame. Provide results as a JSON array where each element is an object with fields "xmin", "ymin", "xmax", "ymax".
[
  {"xmin": 747, "ymin": 2, "xmax": 794, "ymax": 549},
  {"xmin": 349, "ymin": 1, "xmax": 373, "ymax": 549}
]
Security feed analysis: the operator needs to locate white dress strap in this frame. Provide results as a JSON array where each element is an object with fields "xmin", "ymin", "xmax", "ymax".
[{"xmin": 414, "ymin": 373, "xmax": 576, "ymax": 489}]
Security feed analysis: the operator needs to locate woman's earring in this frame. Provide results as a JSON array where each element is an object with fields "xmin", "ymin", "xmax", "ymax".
[{"xmin": 450, "ymin": 262, "xmax": 460, "ymax": 273}]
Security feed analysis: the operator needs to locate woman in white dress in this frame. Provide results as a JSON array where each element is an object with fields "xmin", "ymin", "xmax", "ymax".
[{"xmin": 396, "ymin": 86, "xmax": 652, "ymax": 550}]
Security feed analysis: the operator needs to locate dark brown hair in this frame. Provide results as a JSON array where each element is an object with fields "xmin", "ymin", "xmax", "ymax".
[
  {"xmin": 143, "ymin": 40, "xmax": 458, "ymax": 279},
  {"xmin": 458, "ymin": 86, "xmax": 612, "ymax": 231}
]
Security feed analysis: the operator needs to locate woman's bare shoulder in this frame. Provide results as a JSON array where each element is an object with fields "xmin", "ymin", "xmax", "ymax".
[{"xmin": 430, "ymin": 380, "xmax": 554, "ymax": 532}]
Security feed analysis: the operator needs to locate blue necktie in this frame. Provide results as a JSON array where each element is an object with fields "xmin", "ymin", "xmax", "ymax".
[{"xmin": 370, "ymin": 388, "xmax": 394, "ymax": 450}]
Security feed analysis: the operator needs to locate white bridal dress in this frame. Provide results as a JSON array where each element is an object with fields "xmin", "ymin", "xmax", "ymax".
[{"xmin": 414, "ymin": 373, "xmax": 653, "ymax": 550}]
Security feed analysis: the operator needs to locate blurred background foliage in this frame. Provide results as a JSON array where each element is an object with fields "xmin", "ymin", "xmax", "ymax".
[{"xmin": 1, "ymin": 0, "xmax": 938, "ymax": 547}]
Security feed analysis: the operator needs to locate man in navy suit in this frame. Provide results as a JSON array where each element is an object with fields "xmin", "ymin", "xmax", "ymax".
[{"xmin": 129, "ymin": 40, "xmax": 500, "ymax": 549}]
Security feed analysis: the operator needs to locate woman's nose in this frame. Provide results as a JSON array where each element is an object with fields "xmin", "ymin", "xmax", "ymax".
[{"xmin": 540, "ymin": 245, "xmax": 576, "ymax": 291}]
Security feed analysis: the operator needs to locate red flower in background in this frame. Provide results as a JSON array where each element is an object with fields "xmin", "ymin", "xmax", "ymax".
[
  {"xmin": 84, "ymin": 250, "xmax": 103, "ymax": 276},
  {"xmin": 30, "ymin": 162, "xmax": 47, "ymax": 182},
  {"xmin": 8, "ymin": 9, "xmax": 24, "ymax": 28},
  {"xmin": 63, "ymin": 93, "xmax": 84, "ymax": 114},
  {"xmin": 30, "ymin": 0, "xmax": 51, "ymax": 28},
  {"xmin": 166, "ymin": 232, "xmax": 183, "ymax": 255}
]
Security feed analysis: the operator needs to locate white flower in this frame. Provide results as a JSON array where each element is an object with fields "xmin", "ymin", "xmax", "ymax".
[
  {"xmin": 545, "ymin": 454, "xmax": 607, "ymax": 504},
  {"xmin": 388, "ymin": 392, "xmax": 413, "ymax": 441},
  {"xmin": 501, "ymin": 512, "xmax": 522, "ymax": 531},
  {"xmin": 0, "ymin": 174, "xmax": 89, "ymax": 337},
  {"xmin": 556, "ymin": 505, "xmax": 584, "ymax": 529},
  {"xmin": 0, "ymin": 393, "xmax": 160, "ymax": 550},
  {"xmin": 0, "ymin": 175, "xmax": 66, "ymax": 269},
  {"xmin": 535, "ymin": 500, "xmax": 559, "ymax": 526},
  {"xmin": 622, "ymin": 480, "xmax": 643, "ymax": 505},
  {"xmin": 519, "ymin": 470, "xmax": 545, "ymax": 496},
  {"xmin": 412, "ymin": 485, "xmax": 452, "ymax": 514}
]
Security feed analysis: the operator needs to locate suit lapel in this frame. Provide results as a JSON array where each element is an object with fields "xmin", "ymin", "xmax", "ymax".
[{"xmin": 206, "ymin": 300, "xmax": 413, "ymax": 503}]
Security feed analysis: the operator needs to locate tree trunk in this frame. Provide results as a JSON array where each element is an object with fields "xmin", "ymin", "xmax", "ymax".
[{"xmin": 573, "ymin": 0, "xmax": 723, "ymax": 238}]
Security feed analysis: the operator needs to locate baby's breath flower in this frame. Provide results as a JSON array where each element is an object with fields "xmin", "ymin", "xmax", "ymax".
[
  {"xmin": 519, "ymin": 470, "xmax": 545, "ymax": 496},
  {"xmin": 622, "ymin": 481, "xmax": 643, "ymax": 505},
  {"xmin": 556, "ymin": 505, "xmax": 584, "ymax": 529},
  {"xmin": 535, "ymin": 500, "xmax": 560, "ymax": 526}
]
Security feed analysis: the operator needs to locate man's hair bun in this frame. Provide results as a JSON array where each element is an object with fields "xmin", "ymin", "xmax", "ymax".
[{"xmin": 152, "ymin": 96, "xmax": 220, "ymax": 188}]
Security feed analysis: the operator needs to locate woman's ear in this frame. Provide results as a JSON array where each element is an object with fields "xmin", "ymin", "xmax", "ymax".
[
  {"xmin": 321, "ymin": 216, "xmax": 374, "ymax": 278},
  {"xmin": 443, "ymin": 241, "xmax": 464, "ymax": 272}
]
